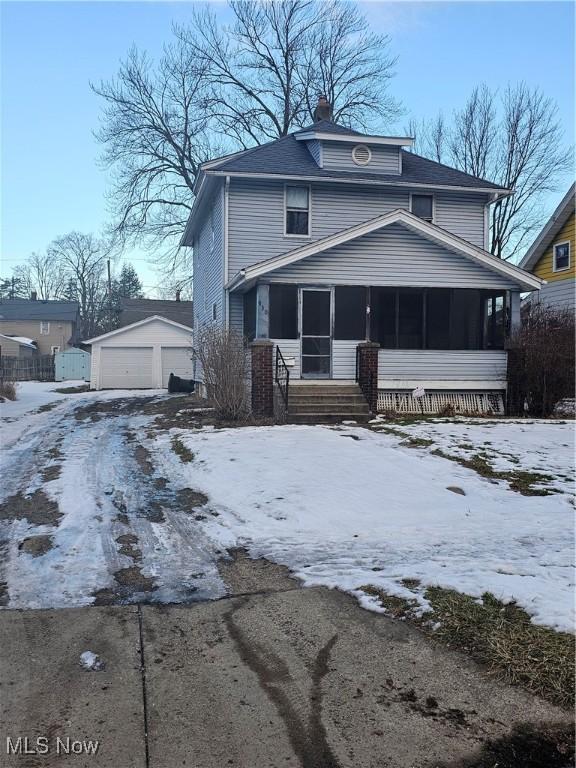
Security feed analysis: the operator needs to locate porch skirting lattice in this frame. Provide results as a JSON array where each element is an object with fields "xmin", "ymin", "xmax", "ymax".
[{"xmin": 377, "ymin": 390, "xmax": 505, "ymax": 415}]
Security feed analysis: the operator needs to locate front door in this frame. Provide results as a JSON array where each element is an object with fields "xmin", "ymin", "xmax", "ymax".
[{"xmin": 300, "ymin": 288, "xmax": 332, "ymax": 378}]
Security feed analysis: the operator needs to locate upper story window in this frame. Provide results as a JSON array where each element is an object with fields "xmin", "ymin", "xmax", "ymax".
[
  {"xmin": 285, "ymin": 185, "xmax": 310, "ymax": 237},
  {"xmin": 553, "ymin": 241, "xmax": 570, "ymax": 272},
  {"xmin": 40, "ymin": 321, "xmax": 50, "ymax": 335},
  {"xmin": 410, "ymin": 194, "xmax": 434, "ymax": 223}
]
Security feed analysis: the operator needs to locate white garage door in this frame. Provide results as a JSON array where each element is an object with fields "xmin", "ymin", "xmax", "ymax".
[
  {"xmin": 101, "ymin": 347, "xmax": 154, "ymax": 389},
  {"xmin": 161, "ymin": 347, "xmax": 193, "ymax": 388}
]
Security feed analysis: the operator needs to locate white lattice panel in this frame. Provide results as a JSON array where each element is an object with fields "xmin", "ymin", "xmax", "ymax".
[{"xmin": 377, "ymin": 390, "xmax": 505, "ymax": 415}]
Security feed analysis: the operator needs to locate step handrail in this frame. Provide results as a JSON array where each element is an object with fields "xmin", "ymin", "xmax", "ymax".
[{"xmin": 275, "ymin": 346, "xmax": 290, "ymax": 411}]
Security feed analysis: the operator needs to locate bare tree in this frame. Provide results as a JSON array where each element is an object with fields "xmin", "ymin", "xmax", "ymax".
[
  {"xmin": 94, "ymin": 0, "xmax": 400, "ymax": 278},
  {"xmin": 12, "ymin": 251, "xmax": 66, "ymax": 300},
  {"xmin": 92, "ymin": 46, "xmax": 214, "ymax": 277},
  {"xmin": 408, "ymin": 84, "xmax": 572, "ymax": 260},
  {"xmin": 47, "ymin": 232, "xmax": 114, "ymax": 338}
]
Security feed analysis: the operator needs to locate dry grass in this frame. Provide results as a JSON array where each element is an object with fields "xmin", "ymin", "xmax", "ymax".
[
  {"xmin": 360, "ymin": 585, "xmax": 574, "ymax": 709},
  {"xmin": 53, "ymin": 385, "xmax": 90, "ymax": 394},
  {"xmin": 431, "ymin": 448, "xmax": 556, "ymax": 496},
  {"xmin": 171, "ymin": 435, "xmax": 195, "ymax": 463},
  {"xmin": 0, "ymin": 381, "xmax": 17, "ymax": 401}
]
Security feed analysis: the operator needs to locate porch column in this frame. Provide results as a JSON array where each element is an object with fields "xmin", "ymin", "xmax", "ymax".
[
  {"xmin": 256, "ymin": 284, "xmax": 270, "ymax": 339},
  {"xmin": 509, "ymin": 291, "xmax": 521, "ymax": 336},
  {"xmin": 357, "ymin": 341, "xmax": 380, "ymax": 413},
  {"xmin": 251, "ymin": 339, "xmax": 274, "ymax": 416}
]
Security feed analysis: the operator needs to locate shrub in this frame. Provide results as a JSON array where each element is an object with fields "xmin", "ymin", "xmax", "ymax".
[
  {"xmin": 193, "ymin": 326, "xmax": 249, "ymax": 420},
  {"xmin": 0, "ymin": 363, "xmax": 17, "ymax": 401},
  {"xmin": 508, "ymin": 304, "xmax": 575, "ymax": 417}
]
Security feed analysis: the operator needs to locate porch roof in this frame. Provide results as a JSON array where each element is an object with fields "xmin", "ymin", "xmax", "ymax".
[{"xmin": 226, "ymin": 209, "xmax": 544, "ymax": 292}]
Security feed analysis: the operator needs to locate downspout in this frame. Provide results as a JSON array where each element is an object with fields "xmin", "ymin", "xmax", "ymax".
[{"xmin": 224, "ymin": 175, "xmax": 230, "ymax": 328}]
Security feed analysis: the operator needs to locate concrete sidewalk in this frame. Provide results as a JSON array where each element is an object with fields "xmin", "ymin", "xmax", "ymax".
[{"xmin": 0, "ymin": 563, "xmax": 571, "ymax": 768}]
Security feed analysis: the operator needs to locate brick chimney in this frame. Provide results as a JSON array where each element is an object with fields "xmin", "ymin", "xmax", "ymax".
[
  {"xmin": 175, "ymin": 289, "xmax": 181, "ymax": 302},
  {"xmin": 314, "ymin": 95, "xmax": 332, "ymax": 122},
  {"xmin": 30, "ymin": 291, "xmax": 37, "ymax": 301}
]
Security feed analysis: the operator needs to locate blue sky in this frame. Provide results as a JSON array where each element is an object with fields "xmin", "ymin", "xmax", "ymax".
[{"xmin": 1, "ymin": 1, "xmax": 574, "ymax": 294}]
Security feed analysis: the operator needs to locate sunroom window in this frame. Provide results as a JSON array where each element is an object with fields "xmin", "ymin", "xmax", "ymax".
[{"xmin": 285, "ymin": 186, "xmax": 310, "ymax": 236}]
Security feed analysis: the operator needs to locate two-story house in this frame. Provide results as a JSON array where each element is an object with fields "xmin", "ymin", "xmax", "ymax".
[
  {"xmin": 519, "ymin": 183, "xmax": 575, "ymax": 311},
  {"xmin": 182, "ymin": 100, "xmax": 542, "ymax": 415},
  {"xmin": 0, "ymin": 296, "xmax": 80, "ymax": 356}
]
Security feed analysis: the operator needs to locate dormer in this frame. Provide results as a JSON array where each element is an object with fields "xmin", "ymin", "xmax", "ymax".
[{"xmin": 294, "ymin": 102, "xmax": 413, "ymax": 175}]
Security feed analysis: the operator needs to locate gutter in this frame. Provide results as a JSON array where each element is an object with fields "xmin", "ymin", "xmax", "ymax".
[{"xmin": 204, "ymin": 169, "xmax": 512, "ymax": 199}]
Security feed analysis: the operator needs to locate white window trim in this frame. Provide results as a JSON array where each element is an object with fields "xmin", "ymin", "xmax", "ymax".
[
  {"xmin": 284, "ymin": 183, "xmax": 311, "ymax": 239},
  {"xmin": 553, "ymin": 240, "xmax": 571, "ymax": 272},
  {"xmin": 40, "ymin": 321, "xmax": 50, "ymax": 335},
  {"xmin": 51, "ymin": 345, "xmax": 60, "ymax": 355},
  {"xmin": 409, "ymin": 192, "xmax": 435, "ymax": 223}
]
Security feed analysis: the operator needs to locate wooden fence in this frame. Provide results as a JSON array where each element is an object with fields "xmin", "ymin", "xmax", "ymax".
[{"xmin": 0, "ymin": 355, "xmax": 55, "ymax": 382}]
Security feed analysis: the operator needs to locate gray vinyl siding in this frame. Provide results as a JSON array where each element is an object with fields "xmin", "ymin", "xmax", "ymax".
[
  {"xmin": 272, "ymin": 339, "xmax": 356, "ymax": 380},
  {"xmin": 528, "ymin": 279, "xmax": 575, "ymax": 310},
  {"xmin": 321, "ymin": 141, "xmax": 401, "ymax": 174},
  {"xmin": 378, "ymin": 350, "xmax": 508, "ymax": 384},
  {"xmin": 272, "ymin": 339, "xmax": 300, "ymax": 378},
  {"xmin": 228, "ymin": 179, "xmax": 488, "ymax": 274},
  {"xmin": 434, "ymin": 192, "xmax": 485, "ymax": 249},
  {"xmin": 193, "ymin": 184, "xmax": 225, "ymax": 330},
  {"xmin": 229, "ymin": 292, "xmax": 244, "ymax": 335},
  {"xmin": 269, "ymin": 224, "xmax": 517, "ymax": 289},
  {"xmin": 306, "ymin": 140, "xmax": 322, "ymax": 166}
]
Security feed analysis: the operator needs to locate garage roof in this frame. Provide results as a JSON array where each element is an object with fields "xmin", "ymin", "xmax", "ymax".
[{"xmin": 84, "ymin": 315, "xmax": 193, "ymax": 345}]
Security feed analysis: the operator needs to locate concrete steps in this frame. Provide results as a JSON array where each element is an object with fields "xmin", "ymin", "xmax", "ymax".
[{"xmin": 286, "ymin": 383, "xmax": 370, "ymax": 424}]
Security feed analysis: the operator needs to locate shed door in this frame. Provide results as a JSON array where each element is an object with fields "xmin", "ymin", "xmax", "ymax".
[
  {"xmin": 161, "ymin": 347, "xmax": 193, "ymax": 388},
  {"xmin": 100, "ymin": 347, "xmax": 154, "ymax": 389}
]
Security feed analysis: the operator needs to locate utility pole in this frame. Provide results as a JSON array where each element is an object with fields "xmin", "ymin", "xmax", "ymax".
[{"xmin": 107, "ymin": 259, "xmax": 113, "ymax": 329}]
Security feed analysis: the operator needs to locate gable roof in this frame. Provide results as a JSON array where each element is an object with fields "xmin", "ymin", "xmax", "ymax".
[
  {"xmin": 519, "ymin": 183, "xmax": 575, "ymax": 272},
  {"xmin": 84, "ymin": 315, "xmax": 193, "ymax": 345},
  {"xmin": 0, "ymin": 298, "xmax": 79, "ymax": 322},
  {"xmin": 199, "ymin": 120, "xmax": 507, "ymax": 193},
  {"xmin": 119, "ymin": 298, "xmax": 193, "ymax": 328},
  {"xmin": 226, "ymin": 209, "xmax": 543, "ymax": 292}
]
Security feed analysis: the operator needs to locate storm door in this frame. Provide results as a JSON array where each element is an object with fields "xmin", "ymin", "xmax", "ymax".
[{"xmin": 300, "ymin": 288, "xmax": 332, "ymax": 378}]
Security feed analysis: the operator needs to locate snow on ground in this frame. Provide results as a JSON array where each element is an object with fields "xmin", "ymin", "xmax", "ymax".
[
  {"xmin": 371, "ymin": 417, "xmax": 575, "ymax": 496},
  {"xmin": 1, "ymin": 388, "xmax": 573, "ymax": 632},
  {"xmin": 0, "ymin": 388, "xmax": 225, "ymax": 609},
  {"xmin": 148, "ymin": 422, "xmax": 575, "ymax": 632},
  {"xmin": 0, "ymin": 380, "xmax": 85, "ymax": 419}
]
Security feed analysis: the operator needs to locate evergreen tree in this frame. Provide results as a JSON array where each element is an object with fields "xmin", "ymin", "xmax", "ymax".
[{"xmin": 116, "ymin": 263, "xmax": 143, "ymax": 299}]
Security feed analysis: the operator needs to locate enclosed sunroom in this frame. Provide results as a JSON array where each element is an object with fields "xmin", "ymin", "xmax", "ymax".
[{"xmin": 228, "ymin": 210, "xmax": 542, "ymax": 412}]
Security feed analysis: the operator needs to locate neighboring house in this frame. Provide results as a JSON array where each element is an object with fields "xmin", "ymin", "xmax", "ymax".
[
  {"xmin": 182, "ymin": 99, "xmax": 542, "ymax": 413},
  {"xmin": 118, "ymin": 298, "xmax": 193, "ymax": 329},
  {"xmin": 519, "ymin": 183, "xmax": 575, "ymax": 311},
  {"xmin": 85, "ymin": 315, "xmax": 193, "ymax": 390},
  {"xmin": 0, "ymin": 297, "xmax": 80, "ymax": 356},
  {"xmin": 0, "ymin": 333, "xmax": 37, "ymax": 358}
]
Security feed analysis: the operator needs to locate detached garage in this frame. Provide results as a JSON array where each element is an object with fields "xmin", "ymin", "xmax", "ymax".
[{"xmin": 86, "ymin": 315, "xmax": 193, "ymax": 390}]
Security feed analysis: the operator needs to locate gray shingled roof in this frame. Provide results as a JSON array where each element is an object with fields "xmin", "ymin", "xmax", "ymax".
[
  {"xmin": 119, "ymin": 298, "xmax": 193, "ymax": 328},
  {"xmin": 0, "ymin": 298, "xmax": 79, "ymax": 322},
  {"xmin": 206, "ymin": 120, "xmax": 505, "ymax": 191}
]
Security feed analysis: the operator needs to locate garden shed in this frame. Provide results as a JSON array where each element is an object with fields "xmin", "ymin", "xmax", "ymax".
[{"xmin": 55, "ymin": 347, "xmax": 91, "ymax": 382}]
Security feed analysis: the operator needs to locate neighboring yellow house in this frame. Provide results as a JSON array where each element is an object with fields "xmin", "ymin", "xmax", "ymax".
[{"xmin": 520, "ymin": 183, "xmax": 575, "ymax": 310}]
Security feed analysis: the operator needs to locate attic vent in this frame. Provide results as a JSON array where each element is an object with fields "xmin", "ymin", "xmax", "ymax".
[{"xmin": 352, "ymin": 144, "xmax": 371, "ymax": 166}]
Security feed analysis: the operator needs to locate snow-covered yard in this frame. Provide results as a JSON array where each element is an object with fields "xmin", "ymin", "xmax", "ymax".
[
  {"xmin": 0, "ymin": 384, "xmax": 573, "ymax": 634},
  {"xmin": 148, "ymin": 420, "xmax": 575, "ymax": 632}
]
